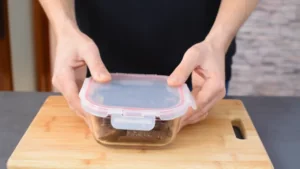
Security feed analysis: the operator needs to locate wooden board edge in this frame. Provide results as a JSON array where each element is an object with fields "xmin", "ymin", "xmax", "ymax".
[
  {"xmin": 6, "ymin": 96, "xmax": 57, "ymax": 168},
  {"xmin": 7, "ymin": 97, "xmax": 274, "ymax": 169},
  {"xmin": 45, "ymin": 94, "xmax": 61, "ymax": 102},
  {"xmin": 225, "ymin": 100, "xmax": 274, "ymax": 169}
]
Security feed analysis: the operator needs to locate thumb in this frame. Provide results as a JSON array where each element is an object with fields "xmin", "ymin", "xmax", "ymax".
[
  {"xmin": 84, "ymin": 48, "xmax": 111, "ymax": 83},
  {"xmin": 168, "ymin": 51, "xmax": 199, "ymax": 86}
]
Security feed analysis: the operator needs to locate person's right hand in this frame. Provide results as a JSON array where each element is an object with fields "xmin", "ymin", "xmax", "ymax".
[{"xmin": 52, "ymin": 29, "xmax": 111, "ymax": 119}]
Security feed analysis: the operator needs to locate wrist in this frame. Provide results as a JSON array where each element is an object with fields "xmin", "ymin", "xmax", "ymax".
[
  {"xmin": 51, "ymin": 18, "xmax": 80, "ymax": 38},
  {"xmin": 204, "ymin": 26, "xmax": 234, "ymax": 54}
]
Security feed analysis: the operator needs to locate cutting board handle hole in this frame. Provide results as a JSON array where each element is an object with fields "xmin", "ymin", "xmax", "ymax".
[{"xmin": 231, "ymin": 119, "xmax": 246, "ymax": 140}]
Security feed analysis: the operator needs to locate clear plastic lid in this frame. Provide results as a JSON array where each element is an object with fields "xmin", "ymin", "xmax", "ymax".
[{"xmin": 79, "ymin": 73, "xmax": 196, "ymax": 131}]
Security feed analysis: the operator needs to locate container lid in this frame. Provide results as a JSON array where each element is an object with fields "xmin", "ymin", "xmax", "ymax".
[{"xmin": 79, "ymin": 73, "xmax": 196, "ymax": 131}]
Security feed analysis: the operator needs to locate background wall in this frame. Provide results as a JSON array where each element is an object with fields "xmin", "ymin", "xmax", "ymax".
[
  {"xmin": 229, "ymin": 0, "xmax": 300, "ymax": 96},
  {"xmin": 8, "ymin": 0, "xmax": 36, "ymax": 91}
]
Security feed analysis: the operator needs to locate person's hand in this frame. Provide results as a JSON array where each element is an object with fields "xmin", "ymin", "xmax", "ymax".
[
  {"xmin": 52, "ymin": 29, "xmax": 111, "ymax": 119},
  {"xmin": 168, "ymin": 41, "xmax": 226, "ymax": 131}
]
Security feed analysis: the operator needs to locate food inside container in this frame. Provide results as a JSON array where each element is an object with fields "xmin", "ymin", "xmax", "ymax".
[{"xmin": 79, "ymin": 73, "xmax": 196, "ymax": 147}]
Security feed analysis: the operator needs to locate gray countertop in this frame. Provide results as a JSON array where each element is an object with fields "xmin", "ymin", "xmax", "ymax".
[{"xmin": 0, "ymin": 92, "xmax": 299, "ymax": 169}]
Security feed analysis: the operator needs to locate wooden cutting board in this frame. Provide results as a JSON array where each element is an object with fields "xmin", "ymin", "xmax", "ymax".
[{"xmin": 7, "ymin": 96, "xmax": 273, "ymax": 169}]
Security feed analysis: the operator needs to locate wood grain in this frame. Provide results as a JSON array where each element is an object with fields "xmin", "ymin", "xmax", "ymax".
[{"xmin": 7, "ymin": 96, "xmax": 273, "ymax": 169}]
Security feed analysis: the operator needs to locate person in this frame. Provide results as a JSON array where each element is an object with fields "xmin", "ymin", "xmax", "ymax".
[{"xmin": 39, "ymin": 0, "xmax": 258, "ymax": 130}]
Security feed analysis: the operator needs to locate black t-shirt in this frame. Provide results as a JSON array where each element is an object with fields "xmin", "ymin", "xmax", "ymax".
[{"xmin": 75, "ymin": 0, "xmax": 236, "ymax": 86}]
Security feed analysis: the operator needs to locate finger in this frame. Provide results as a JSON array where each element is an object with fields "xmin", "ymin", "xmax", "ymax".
[
  {"xmin": 191, "ymin": 70, "xmax": 205, "ymax": 89},
  {"xmin": 195, "ymin": 73, "xmax": 225, "ymax": 109},
  {"xmin": 178, "ymin": 108, "xmax": 208, "ymax": 130},
  {"xmin": 177, "ymin": 82, "xmax": 203, "ymax": 132},
  {"xmin": 185, "ymin": 95, "xmax": 217, "ymax": 124},
  {"xmin": 177, "ymin": 108, "xmax": 194, "ymax": 132},
  {"xmin": 185, "ymin": 109, "xmax": 209, "ymax": 125},
  {"xmin": 177, "ymin": 119, "xmax": 185, "ymax": 133},
  {"xmin": 54, "ymin": 68, "xmax": 85, "ymax": 116},
  {"xmin": 179, "ymin": 107, "xmax": 194, "ymax": 125},
  {"xmin": 168, "ymin": 48, "xmax": 201, "ymax": 86},
  {"xmin": 74, "ymin": 66, "xmax": 87, "ymax": 89},
  {"xmin": 178, "ymin": 72, "xmax": 225, "ymax": 130},
  {"xmin": 185, "ymin": 84, "xmax": 225, "ymax": 125},
  {"xmin": 181, "ymin": 75, "xmax": 224, "ymax": 125},
  {"xmin": 77, "ymin": 110, "xmax": 92, "ymax": 130},
  {"xmin": 82, "ymin": 44, "xmax": 111, "ymax": 82},
  {"xmin": 186, "ymin": 101, "xmax": 214, "ymax": 125},
  {"xmin": 178, "ymin": 72, "xmax": 205, "ymax": 124}
]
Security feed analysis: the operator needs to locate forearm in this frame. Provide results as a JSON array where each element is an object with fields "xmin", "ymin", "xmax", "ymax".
[
  {"xmin": 205, "ymin": 0, "xmax": 259, "ymax": 53},
  {"xmin": 39, "ymin": 0, "xmax": 78, "ymax": 36}
]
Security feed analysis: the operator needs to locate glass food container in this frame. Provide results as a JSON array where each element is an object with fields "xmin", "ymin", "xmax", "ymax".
[{"xmin": 79, "ymin": 73, "xmax": 196, "ymax": 147}]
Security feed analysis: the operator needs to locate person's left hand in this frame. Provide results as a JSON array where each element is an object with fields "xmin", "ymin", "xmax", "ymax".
[{"xmin": 168, "ymin": 41, "xmax": 227, "ymax": 132}]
